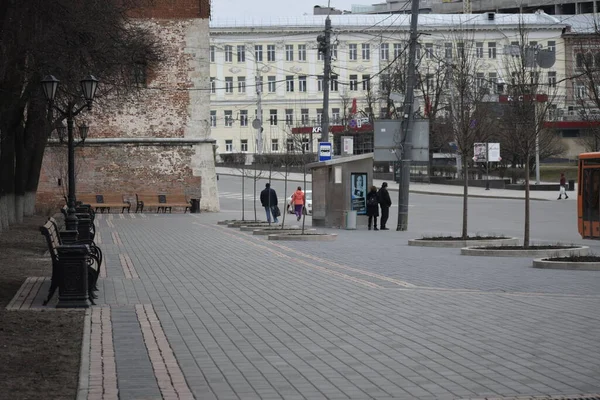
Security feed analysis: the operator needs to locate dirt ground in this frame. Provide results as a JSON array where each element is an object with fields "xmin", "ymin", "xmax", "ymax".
[{"xmin": 0, "ymin": 216, "xmax": 84, "ymax": 400}]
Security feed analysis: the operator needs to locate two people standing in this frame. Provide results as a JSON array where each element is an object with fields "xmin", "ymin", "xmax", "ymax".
[
  {"xmin": 260, "ymin": 183, "xmax": 279, "ymax": 223},
  {"xmin": 366, "ymin": 182, "xmax": 392, "ymax": 231}
]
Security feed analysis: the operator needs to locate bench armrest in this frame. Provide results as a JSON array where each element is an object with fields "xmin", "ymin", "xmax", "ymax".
[{"xmin": 59, "ymin": 230, "xmax": 79, "ymax": 244}]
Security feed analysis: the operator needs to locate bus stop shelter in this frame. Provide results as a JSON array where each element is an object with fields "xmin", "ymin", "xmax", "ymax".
[{"xmin": 308, "ymin": 153, "xmax": 374, "ymax": 229}]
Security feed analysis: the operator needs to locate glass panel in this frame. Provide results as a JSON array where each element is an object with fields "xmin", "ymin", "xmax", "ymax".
[{"xmin": 582, "ymin": 168, "xmax": 600, "ymax": 222}]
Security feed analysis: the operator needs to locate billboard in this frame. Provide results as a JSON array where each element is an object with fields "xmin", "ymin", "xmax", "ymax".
[{"xmin": 350, "ymin": 173, "xmax": 367, "ymax": 215}]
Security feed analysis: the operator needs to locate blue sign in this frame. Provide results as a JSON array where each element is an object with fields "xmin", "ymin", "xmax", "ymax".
[{"xmin": 318, "ymin": 142, "xmax": 332, "ymax": 162}]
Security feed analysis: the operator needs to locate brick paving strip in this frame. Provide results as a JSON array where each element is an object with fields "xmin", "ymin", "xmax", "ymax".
[
  {"xmin": 111, "ymin": 232, "xmax": 123, "ymax": 246},
  {"xmin": 5, "ymin": 277, "xmax": 46, "ymax": 310},
  {"xmin": 95, "ymin": 232, "xmax": 102, "ymax": 245},
  {"xmin": 136, "ymin": 304, "xmax": 195, "ymax": 400},
  {"xmin": 86, "ymin": 306, "xmax": 119, "ymax": 400},
  {"xmin": 106, "ymin": 219, "xmax": 115, "ymax": 228},
  {"xmin": 119, "ymin": 253, "xmax": 139, "ymax": 279}
]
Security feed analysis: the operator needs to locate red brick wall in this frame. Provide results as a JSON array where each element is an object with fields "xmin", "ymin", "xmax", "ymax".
[{"xmin": 130, "ymin": 0, "xmax": 210, "ymax": 19}]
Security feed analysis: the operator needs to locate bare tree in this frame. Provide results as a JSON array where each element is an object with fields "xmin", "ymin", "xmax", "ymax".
[{"xmin": 500, "ymin": 22, "xmax": 562, "ymax": 247}]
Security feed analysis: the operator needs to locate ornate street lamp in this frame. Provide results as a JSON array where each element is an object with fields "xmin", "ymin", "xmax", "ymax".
[{"xmin": 42, "ymin": 75, "xmax": 99, "ymax": 231}]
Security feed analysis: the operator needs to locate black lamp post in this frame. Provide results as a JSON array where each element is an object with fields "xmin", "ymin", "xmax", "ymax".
[{"xmin": 42, "ymin": 75, "xmax": 99, "ymax": 231}]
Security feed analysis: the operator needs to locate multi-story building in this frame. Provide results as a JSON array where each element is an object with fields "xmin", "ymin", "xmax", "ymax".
[{"xmin": 210, "ymin": 13, "xmax": 567, "ymax": 158}]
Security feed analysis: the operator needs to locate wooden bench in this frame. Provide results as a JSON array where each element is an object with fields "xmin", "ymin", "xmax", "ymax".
[
  {"xmin": 40, "ymin": 218, "xmax": 103, "ymax": 306},
  {"xmin": 135, "ymin": 193, "xmax": 164, "ymax": 213},
  {"xmin": 77, "ymin": 193, "xmax": 131, "ymax": 213},
  {"xmin": 159, "ymin": 193, "xmax": 191, "ymax": 213},
  {"xmin": 77, "ymin": 194, "xmax": 104, "ymax": 212}
]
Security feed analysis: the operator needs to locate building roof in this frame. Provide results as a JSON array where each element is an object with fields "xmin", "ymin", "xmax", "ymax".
[
  {"xmin": 558, "ymin": 14, "xmax": 599, "ymax": 34},
  {"xmin": 210, "ymin": 12, "xmax": 565, "ymax": 31}
]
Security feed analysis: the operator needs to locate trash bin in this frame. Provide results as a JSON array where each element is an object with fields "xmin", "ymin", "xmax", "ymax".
[
  {"xmin": 344, "ymin": 210, "xmax": 357, "ymax": 230},
  {"xmin": 568, "ymin": 179, "xmax": 575, "ymax": 191},
  {"xmin": 190, "ymin": 198, "xmax": 200, "ymax": 213}
]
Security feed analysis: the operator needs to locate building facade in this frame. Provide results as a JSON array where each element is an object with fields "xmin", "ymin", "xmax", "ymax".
[
  {"xmin": 38, "ymin": 0, "xmax": 220, "ymax": 211},
  {"xmin": 210, "ymin": 13, "xmax": 567, "ymax": 158}
]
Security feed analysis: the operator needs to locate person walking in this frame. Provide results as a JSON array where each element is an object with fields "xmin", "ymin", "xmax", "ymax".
[
  {"xmin": 366, "ymin": 185, "xmax": 379, "ymax": 231},
  {"xmin": 558, "ymin": 172, "xmax": 569, "ymax": 200},
  {"xmin": 291, "ymin": 186, "xmax": 305, "ymax": 221},
  {"xmin": 260, "ymin": 183, "xmax": 279, "ymax": 223},
  {"xmin": 378, "ymin": 182, "xmax": 392, "ymax": 230}
]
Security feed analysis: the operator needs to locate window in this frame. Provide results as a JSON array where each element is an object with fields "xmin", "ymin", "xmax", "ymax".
[
  {"xmin": 445, "ymin": 43, "xmax": 452, "ymax": 59},
  {"xmin": 425, "ymin": 43, "xmax": 433, "ymax": 59},
  {"xmin": 210, "ymin": 77, "xmax": 216, "ymax": 94},
  {"xmin": 271, "ymin": 139, "xmax": 279, "ymax": 152},
  {"xmin": 475, "ymin": 72, "xmax": 485, "ymax": 92},
  {"xmin": 331, "ymin": 44, "xmax": 338, "ymax": 59},
  {"xmin": 362, "ymin": 74, "xmax": 370, "ymax": 91},
  {"xmin": 362, "ymin": 44, "xmax": 370, "ymax": 60},
  {"xmin": 224, "ymin": 45, "xmax": 233, "ymax": 62},
  {"xmin": 350, "ymin": 74, "xmax": 358, "ymax": 91},
  {"xmin": 380, "ymin": 43, "xmax": 389, "ymax": 60},
  {"xmin": 416, "ymin": 44, "xmax": 421, "ymax": 60},
  {"xmin": 488, "ymin": 42, "xmax": 496, "ymax": 59},
  {"xmin": 224, "ymin": 110, "xmax": 233, "ymax": 127},
  {"xmin": 237, "ymin": 76, "xmax": 246, "ymax": 93},
  {"xmin": 269, "ymin": 109, "xmax": 278, "ymax": 125},
  {"xmin": 240, "ymin": 139, "xmax": 248, "ymax": 152},
  {"xmin": 286, "ymin": 75, "xmax": 294, "ymax": 92},
  {"xmin": 301, "ymin": 108, "xmax": 309, "ymax": 126},
  {"xmin": 380, "ymin": 74, "xmax": 390, "ymax": 92},
  {"xmin": 225, "ymin": 77, "xmax": 233, "ymax": 93},
  {"xmin": 577, "ymin": 84, "xmax": 587, "ymax": 99},
  {"xmin": 287, "ymin": 138, "xmax": 295, "ymax": 152},
  {"xmin": 476, "ymin": 42, "xmax": 483, "ymax": 58},
  {"xmin": 225, "ymin": 140, "xmax": 233, "ymax": 152},
  {"xmin": 529, "ymin": 41, "xmax": 538, "ymax": 47},
  {"xmin": 394, "ymin": 43, "xmax": 402, "ymax": 58},
  {"xmin": 268, "ymin": 76, "xmax": 276, "ymax": 93},
  {"xmin": 349, "ymin": 44, "xmax": 357, "ymax": 60},
  {"xmin": 332, "ymin": 108, "xmax": 340, "ymax": 124},
  {"xmin": 547, "ymin": 41, "xmax": 556, "ymax": 52},
  {"xmin": 548, "ymin": 71, "xmax": 557, "ymax": 88},
  {"xmin": 240, "ymin": 110, "xmax": 248, "ymax": 127},
  {"xmin": 255, "ymin": 45, "xmax": 263, "ymax": 62},
  {"xmin": 267, "ymin": 45, "xmax": 276, "ymax": 62},
  {"xmin": 210, "ymin": 46, "xmax": 215, "ymax": 62},
  {"xmin": 298, "ymin": 76, "xmax": 307, "ymax": 92},
  {"xmin": 576, "ymin": 53, "xmax": 586, "ymax": 68},
  {"xmin": 317, "ymin": 75, "xmax": 324, "ymax": 92},
  {"xmin": 330, "ymin": 75, "xmax": 338, "ymax": 91},
  {"xmin": 456, "ymin": 43, "xmax": 464, "ymax": 58},
  {"xmin": 425, "ymin": 74, "xmax": 434, "ymax": 89},
  {"xmin": 298, "ymin": 45, "xmax": 306, "ymax": 61},
  {"xmin": 317, "ymin": 108, "xmax": 323, "ymax": 125},
  {"xmin": 237, "ymin": 45, "xmax": 245, "ymax": 62},
  {"xmin": 285, "ymin": 109, "xmax": 293, "ymax": 126},
  {"xmin": 286, "ymin": 45, "xmax": 294, "ymax": 61},
  {"xmin": 489, "ymin": 72, "xmax": 498, "ymax": 94},
  {"xmin": 302, "ymin": 137, "xmax": 310, "ymax": 152},
  {"xmin": 210, "ymin": 110, "xmax": 216, "ymax": 127}
]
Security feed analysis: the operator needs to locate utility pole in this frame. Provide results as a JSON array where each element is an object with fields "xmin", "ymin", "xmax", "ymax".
[
  {"xmin": 396, "ymin": 0, "xmax": 420, "ymax": 231},
  {"xmin": 256, "ymin": 66, "xmax": 263, "ymax": 154},
  {"xmin": 318, "ymin": 16, "xmax": 332, "ymax": 144}
]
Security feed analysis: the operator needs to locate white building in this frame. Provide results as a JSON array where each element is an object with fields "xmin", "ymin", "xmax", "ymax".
[{"xmin": 209, "ymin": 13, "xmax": 567, "ymax": 158}]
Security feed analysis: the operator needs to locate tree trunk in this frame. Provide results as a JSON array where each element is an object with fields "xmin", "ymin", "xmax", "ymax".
[
  {"xmin": 0, "ymin": 127, "xmax": 16, "ymax": 226},
  {"xmin": 241, "ymin": 164, "xmax": 245, "ymax": 221},
  {"xmin": 461, "ymin": 155, "xmax": 469, "ymax": 239},
  {"xmin": 253, "ymin": 172, "xmax": 257, "ymax": 222},
  {"xmin": 0, "ymin": 195, "xmax": 8, "ymax": 230},
  {"xmin": 24, "ymin": 97, "xmax": 50, "ymax": 216},
  {"xmin": 24, "ymin": 191, "xmax": 36, "ymax": 216},
  {"xmin": 281, "ymin": 163, "xmax": 288, "ymax": 229},
  {"xmin": 524, "ymin": 157, "xmax": 531, "ymax": 248},
  {"xmin": 301, "ymin": 164, "xmax": 307, "ymax": 234}
]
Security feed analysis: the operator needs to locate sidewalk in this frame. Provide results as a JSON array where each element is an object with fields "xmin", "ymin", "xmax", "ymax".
[{"xmin": 216, "ymin": 166, "xmax": 576, "ymax": 201}]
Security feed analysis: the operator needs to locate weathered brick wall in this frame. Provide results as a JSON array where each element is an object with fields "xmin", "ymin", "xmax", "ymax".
[
  {"xmin": 36, "ymin": 6, "xmax": 219, "ymax": 212},
  {"xmin": 130, "ymin": 0, "xmax": 211, "ymax": 19}
]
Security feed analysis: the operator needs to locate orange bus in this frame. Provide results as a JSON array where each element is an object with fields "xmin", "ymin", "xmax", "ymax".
[{"xmin": 578, "ymin": 152, "xmax": 600, "ymax": 239}]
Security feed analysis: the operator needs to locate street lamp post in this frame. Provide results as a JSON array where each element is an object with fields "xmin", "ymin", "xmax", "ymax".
[{"xmin": 42, "ymin": 75, "xmax": 99, "ymax": 231}]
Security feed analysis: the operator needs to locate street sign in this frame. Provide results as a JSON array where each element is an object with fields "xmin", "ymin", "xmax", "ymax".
[
  {"xmin": 318, "ymin": 142, "xmax": 332, "ymax": 162},
  {"xmin": 252, "ymin": 118, "xmax": 261, "ymax": 129}
]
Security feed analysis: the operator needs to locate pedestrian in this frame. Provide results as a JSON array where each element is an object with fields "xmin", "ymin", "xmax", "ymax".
[
  {"xmin": 366, "ymin": 185, "xmax": 379, "ymax": 231},
  {"xmin": 378, "ymin": 182, "xmax": 392, "ymax": 230},
  {"xmin": 558, "ymin": 172, "xmax": 569, "ymax": 200},
  {"xmin": 260, "ymin": 183, "xmax": 279, "ymax": 223},
  {"xmin": 291, "ymin": 186, "xmax": 305, "ymax": 221}
]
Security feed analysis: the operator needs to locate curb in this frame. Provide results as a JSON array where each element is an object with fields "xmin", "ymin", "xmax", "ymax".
[
  {"xmin": 76, "ymin": 308, "xmax": 92, "ymax": 400},
  {"xmin": 461, "ymin": 246, "xmax": 589, "ymax": 257},
  {"xmin": 267, "ymin": 233, "xmax": 338, "ymax": 241},
  {"xmin": 408, "ymin": 237, "xmax": 519, "ymax": 248},
  {"xmin": 533, "ymin": 258, "xmax": 600, "ymax": 271},
  {"xmin": 217, "ymin": 172, "xmax": 552, "ymax": 201}
]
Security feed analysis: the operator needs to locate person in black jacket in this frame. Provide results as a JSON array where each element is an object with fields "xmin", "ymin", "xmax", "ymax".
[
  {"xmin": 366, "ymin": 185, "xmax": 379, "ymax": 231},
  {"xmin": 378, "ymin": 182, "xmax": 392, "ymax": 230},
  {"xmin": 260, "ymin": 183, "xmax": 278, "ymax": 223}
]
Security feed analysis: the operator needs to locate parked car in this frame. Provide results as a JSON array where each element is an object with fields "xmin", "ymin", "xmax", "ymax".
[{"xmin": 286, "ymin": 190, "xmax": 312, "ymax": 215}]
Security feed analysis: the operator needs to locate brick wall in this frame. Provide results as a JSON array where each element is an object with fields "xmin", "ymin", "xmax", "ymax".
[{"xmin": 130, "ymin": 0, "xmax": 211, "ymax": 19}]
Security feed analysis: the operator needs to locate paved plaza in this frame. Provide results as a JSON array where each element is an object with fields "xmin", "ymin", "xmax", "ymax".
[{"xmin": 12, "ymin": 177, "xmax": 600, "ymax": 400}]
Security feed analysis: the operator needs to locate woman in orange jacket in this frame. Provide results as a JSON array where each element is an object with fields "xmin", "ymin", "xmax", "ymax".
[{"xmin": 291, "ymin": 186, "xmax": 305, "ymax": 221}]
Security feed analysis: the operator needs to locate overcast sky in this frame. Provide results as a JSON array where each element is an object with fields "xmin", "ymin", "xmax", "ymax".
[{"xmin": 212, "ymin": 0, "xmax": 359, "ymax": 20}]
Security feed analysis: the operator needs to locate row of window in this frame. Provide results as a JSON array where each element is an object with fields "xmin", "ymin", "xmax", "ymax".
[
  {"xmin": 210, "ymin": 41, "xmax": 557, "ymax": 63},
  {"xmin": 210, "ymin": 74, "xmax": 371, "ymax": 94},
  {"xmin": 224, "ymin": 138, "xmax": 310, "ymax": 152},
  {"xmin": 210, "ymin": 108, "xmax": 343, "ymax": 128}
]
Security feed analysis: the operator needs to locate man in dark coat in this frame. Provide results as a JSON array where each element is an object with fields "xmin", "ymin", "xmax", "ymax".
[
  {"xmin": 260, "ymin": 183, "xmax": 279, "ymax": 223},
  {"xmin": 378, "ymin": 182, "xmax": 392, "ymax": 230}
]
